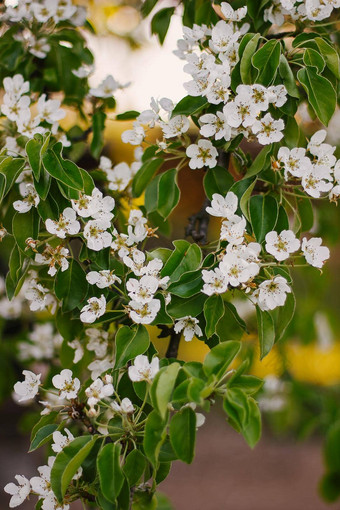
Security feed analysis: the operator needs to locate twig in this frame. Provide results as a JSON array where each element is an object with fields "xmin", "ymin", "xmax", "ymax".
[
  {"xmin": 159, "ymin": 326, "xmax": 182, "ymax": 359},
  {"xmin": 185, "ymin": 198, "xmax": 211, "ymax": 244}
]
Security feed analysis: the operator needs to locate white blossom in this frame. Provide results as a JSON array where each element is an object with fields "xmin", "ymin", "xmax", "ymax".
[
  {"xmin": 86, "ymin": 270, "xmax": 121, "ymax": 289},
  {"xmin": 80, "ymin": 295, "xmax": 106, "ymax": 323},
  {"xmin": 121, "ymin": 122, "xmax": 145, "ymax": 145},
  {"xmin": 128, "ymin": 299, "xmax": 161, "ymax": 324},
  {"xmin": 126, "ymin": 275, "xmax": 159, "ymax": 303},
  {"xmin": 52, "ymin": 369, "xmax": 80, "ymax": 400},
  {"xmin": 85, "ymin": 378, "xmax": 114, "ymax": 407},
  {"xmin": 106, "ymin": 162, "xmax": 132, "ymax": 192},
  {"xmin": 3, "ymin": 74, "xmax": 29, "ymax": 100},
  {"xmin": 90, "ymin": 75, "xmax": 126, "ymax": 98},
  {"xmin": 278, "ymin": 147, "xmax": 311, "ymax": 179},
  {"xmin": 199, "ymin": 112, "xmax": 231, "ymax": 141},
  {"xmin": 14, "ymin": 370, "xmax": 41, "ymax": 402},
  {"xmin": 301, "ymin": 165, "xmax": 333, "ymax": 198},
  {"xmin": 51, "ymin": 428, "xmax": 74, "ymax": 453},
  {"xmin": 174, "ymin": 316, "xmax": 203, "ymax": 342},
  {"xmin": 111, "ymin": 397, "xmax": 134, "ymax": 414},
  {"xmin": 36, "ymin": 94, "xmax": 65, "ymax": 124},
  {"xmin": 302, "ymin": 237, "xmax": 330, "ymax": 268},
  {"xmin": 186, "ymin": 139, "xmax": 218, "ymax": 169},
  {"xmin": 252, "ymin": 113, "xmax": 284, "ymax": 145},
  {"xmin": 223, "ymin": 97, "xmax": 258, "ymax": 128},
  {"xmin": 221, "ymin": 1, "xmax": 247, "ymax": 21},
  {"xmin": 35, "ymin": 244, "xmax": 69, "ymax": 276},
  {"xmin": 4, "ymin": 475, "xmax": 30, "ymax": 508},
  {"xmin": 45, "ymin": 208, "xmax": 80, "ymax": 239},
  {"xmin": 13, "ymin": 183, "xmax": 40, "ymax": 213},
  {"xmin": 209, "ymin": 20, "xmax": 240, "ymax": 54},
  {"xmin": 206, "ymin": 192, "xmax": 238, "ymax": 218},
  {"xmin": 219, "ymin": 253, "xmax": 259, "ymax": 287},
  {"xmin": 255, "ymin": 276, "xmax": 291, "ymax": 311},
  {"xmin": 86, "ymin": 328, "xmax": 108, "ymax": 358},
  {"xmin": 202, "ymin": 267, "xmax": 229, "ymax": 295},
  {"xmin": 220, "ymin": 215, "xmax": 246, "ymax": 244},
  {"xmin": 88, "ymin": 358, "xmax": 114, "ymax": 380},
  {"xmin": 128, "ymin": 355, "xmax": 159, "ymax": 382},
  {"xmin": 160, "ymin": 115, "xmax": 190, "ymax": 138},
  {"xmin": 83, "ymin": 220, "xmax": 112, "ymax": 251},
  {"xmin": 265, "ymin": 230, "xmax": 300, "ymax": 261}
]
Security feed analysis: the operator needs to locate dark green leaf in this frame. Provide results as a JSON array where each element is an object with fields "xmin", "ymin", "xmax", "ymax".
[
  {"xmin": 91, "ymin": 110, "xmax": 106, "ymax": 159},
  {"xmin": 143, "ymin": 410, "xmax": 167, "ymax": 467},
  {"xmin": 203, "ymin": 341, "xmax": 240, "ymax": 379},
  {"xmin": 249, "ymin": 195, "xmax": 278, "ymax": 243},
  {"xmin": 203, "ymin": 294, "xmax": 224, "ymax": 338},
  {"xmin": 203, "ymin": 166, "xmax": 234, "ymax": 199},
  {"xmin": 256, "ymin": 307, "xmax": 275, "ymax": 359},
  {"xmin": 132, "ymin": 158, "xmax": 163, "ymax": 197},
  {"xmin": 169, "ymin": 407, "xmax": 196, "ymax": 464},
  {"xmin": 240, "ymin": 34, "xmax": 261, "ymax": 84},
  {"xmin": 297, "ymin": 67, "xmax": 336, "ymax": 126},
  {"xmin": 252, "ymin": 40, "xmax": 281, "ymax": 86},
  {"xmin": 54, "ymin": 259, "xmax": 88, "ymax": 311},
  {"xmin": 171, "ymin": 95, "xmax": 208, "ymax": 117},
  {"xmin": 29, "ymin": 424, "xmax": 58, "ymax": 452},
  {"xmin": 97, "ymin": 443, "xmax": 125, "ymax": 503},
  {"xmin": 151, "ymin": 362, "xmax": 180, "ymax": 419},
  {"xmin": 123, "ymin": 450, "xmax": 146, "ymax": 486},
  {"xmin": 114, "ymin": 325, "xmax": 150, "ymax": 369},
  {"xmin": 151, "ymin": 8, "xmax": 175, "ymax": 45}
]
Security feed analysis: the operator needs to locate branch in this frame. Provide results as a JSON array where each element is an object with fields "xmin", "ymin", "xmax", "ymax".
[
  {"xmin": 158, "ymin": 326, "xmax": 182, "ymax": 359},
  {"xmin": 185, "ymin": 197, "xmax": 211, "ymax": 244}
]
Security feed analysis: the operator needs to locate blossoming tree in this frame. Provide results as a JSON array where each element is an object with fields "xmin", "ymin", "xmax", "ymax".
[{"xmin": 1, "ymin": 0, "xmax": 340, "ymax": 508}]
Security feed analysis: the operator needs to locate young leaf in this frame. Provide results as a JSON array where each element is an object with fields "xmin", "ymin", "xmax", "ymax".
[
  {"xmin": 54, "ymin": 259, "xmax": 88, "ymax": 311},
  {"xmin": 114, "ymin": 325, "xmax": 150, "ymax": 369},
  {"xmin": 249, "ymin": 195, "xmax": 278, "ymax": 243},
  {"xmin": 242, "ymin": 397, "xmax": 262, "ymax": 448},
  {"xmin": 51, "ymin": 436, "xmax": 97, "ymax": 502},
  {"xmin": 29, "ymin": 424, "xmax": 58, "ymax": 452},
  {"xmin": 150, "ymin": 362, "xmax": 181, "ymax": 419},
  {"xmin": 252, "ymin": 40, "xmax": 281, "ymax": 86},
  {"xmin": 151, "ymin": 8, "xmax": 175, "ymax": 45},
  {"xmin": 203, "ymin": 341, "xmax": 241, "ymax": 379},
  {"xmin": 203, "ymin": 294, "xmax": 224, "ymax": 338},
  {"xmin": 256, "ymin": 306, "xmax": 275, "ymax": 359},
  {"xmin": 123, "ymin": 450, "xmax": 147, "ymax": 487},
  {"xmin": 97, "ymin": 443, "xmax": 125, "ymax": 504},
  {"xmin": 143, "ymin": 410, "xmax": 167, "ymax": 467},
  {"xmin": 169, "ymin": 407, "xmax": 196, "ymax": 464},
  {"xmin": 132, "ymin": 158, "xmax": 163, "ymax": 197}
]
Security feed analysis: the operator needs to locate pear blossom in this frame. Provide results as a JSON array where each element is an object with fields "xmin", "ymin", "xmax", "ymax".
[
  {"xmin": 31, "ymin": 1, "xmax": 57, "ymax": 22},
  {"xmin": 236, "ymin": 84, "xmax": 270, "ymax": 111},
  {"xmin": 278, "ymin": 147, "xmax": 311, "ymax": 179},
  {"xmin": 255, "ymin": 276, "xmax": 291, "ymax": 311},
  {"xmin": 3, "ymin": 74, "xmax": 29, "ymax": 100},
  {"xmin": 302, "ymin": 237, "xmax": 330, "ymax": 268},
  {"xmin": 252, "ymin": 113, "xmax": 284, "ymax": 145},
  {"xmin": 90, "ymin": 75, "xmax": 123, "ymax": 98},
  {"xmin": 128, "ymin": 298, "xmax": 161, "ymax": 324},
  {"xmin": 111, "ymin": 232, "xmax": 131, "ymax": 258},
  {"xmin": 13, "ymin": 183, "xmax": 40, "ymax": 213},
  {"xmin": 71, "ymin": 190, "xmax": 101, "ymax": 218},
  {"xmin": 301, "ymin": 165, "xmax": 333, "ymax": 198},
  {"xmin": 186, "ymin": 139, "xmax": 218, "ymax": 169},
  {"xmin": 72, "ymin": 64, "xmax": 94, "ymax": 78},
  {"xmin": 42, "ymin": 491, "xmax": 70, "ymax": 510},
  {"xmin": 202, "ymin": 267, "xmax": 229, "ymax": 295},
  {"xmin": 35, "ymin": 244, "xmax": 69, "ymax": 276},
  {"xmin": 123, "ymin": 249, "xmax": 147, "ymax": 276},
  {"xmin": 106, "ymin": 162, "xmax": 132, "ymax": 191},
  {"xmin": 174, "ymin": 316, "xmax": 203, "ymax": 342},
  {"xmin": 199, "ymin": 112, "xmax": 231, "ymax": 141},
  {"xmin": 88, "ymin": 358, "xmax": 114, "ymax": 380},
  {"xmin": 219, "ymin": 253, "xmax": 259, "ymax": 287},
  {"xmin": 45, "ymin": 208, "xmax": 80, "ymax": 239},
  {"xmin": 28, "ymin": 35, "xmax": 50, "ymax": 59},
  {"xmin": 24, "ymin": 279, "xmax": 54, "ymax": 312},
  {"xmin": 14, "ymin": 370, "xmax": 41, "ymax": 402},
  {"xmin": 52, "ymin": 369, "xmax": 80, "ymax": 400},
  {"xmin": 206, "ymin": 192, "xmax": 238, "ymax": 218},
  {"xmin": 80, "ymin": 295, "xmax": 106, "ymax": 323},
  {"xmin": 265, "ymin": 230, "xmax": 300, "ymax": 261},
  {"xmin": 85, "ymin": 378, "xmax": 114, "ymax": 407},
  {"xmin": 160, "ymin": 115, "xmax": 190, "ymax": 138},
  {"xmin": 4, "ymin": 475, "xmax": 30, "ymax": 508},
  {"xmin": 91, "ymin": 189, "xmax": 115, "ymax": 223},
  {"xmin": 83, "ymin": 220, "xmax": 112, "ymax": 251},
  {"xmin": 1, "ymin": 94, "xmax": 30, "ymax": 121},
  {"xmin": 86, "ymin": 270, "xmax": 121, "ymax": 289},
  {"xmin": 127, "ymin": 221, "xmax": 148, "ymax": 245},
  {"xmin": 51, "ymin": 428, "xmax": 74, "ymax": 453},
  {"xmin": 223, "ymin": 94, "xmax": 258, "ymax": 129},
  {"xmin": 16, "ymin": 113, "xmax": 45, "ymax": 138},
  {"xmin": 111, "ymin": 397, "xmax": 134, "ymax": 414},
  {"xmin": 183, "ymin": 52, "xmax": 215, "ymax": 78},
  {"xmin": 221, "ymin": 1, "xmax": 247, "ymax": 21},
  {"xmin": 68, "ymin": 339, "xmax": 84, "ymax": 364},
  {"xmin": 128, "ymin": 355, "xmax": 160, "ymax": 382},
  {"xmin": 121, "ymin": 122, "xmax": 145, "ymax": 145},
  {"xmin": 209, "ymin": 20, "xmax": 240, "ymax": 54},
  {"xmin": 36, "ymin": 94, "xmax": 65, "ymax": 124},
  {"xmin": 30, "ymin": 457, "xmax": 54, "ymax": 497},
  {"xmin": 267, "ymin": 85, "xmax": 288, "ymax": 108},
  {"xmin": 126, "ymin": 275, "xmax": 159, "ymax": 303},
  {"xmin": 86, "ymin": 328, "xmax": 108, "ymax": 358},
  {"xmin": 308, "ymin": 129, "xmax": 328, "ymax": 156},
  {"xmin": 220, "ymin": 215, "xmax": 246, "ymax": 244}
]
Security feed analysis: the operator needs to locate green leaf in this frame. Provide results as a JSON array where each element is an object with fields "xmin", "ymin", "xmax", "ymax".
[
  {"xmin": 229, "ymin": 374, "xmax": 263, "ymax": 395},
  {"xmin": 54, "ymin": 259, "xmax": 88, "ymax": 311},
  {"xmin": 151, "ymin": 362, "xmax": 180, "ymax": 419},
  {"xmin": 167, "ymin": 293, "xmax": 207, "ymax": 319},
  {"xmin": 42, "ymin": 148, "xmax": 83, "ymax": 190},
  {"xmin": 203, "ymin": 294, "xmax": 224, "ymax": 338},
  {"xmin": 157, "ymin": 168, "xmax": 180, "ymax": 219},
  {"xmin": 242, "ymin": 397, "xmax": 262, "ymax": 448},
  {"xmin": 274, "ymin": 291, "xmax": 295, "ymax": 342},
  {"xmin": 116, "ymin": 110, "xmax": 140, "ymax": 120},
  {"xmin": 132, "ymin": 158, "xmax": 163, "ymax": 197},
  {"xmin": 252, "ymin": 40, "xmax": 281, "ymax": 86},
  {"xmin": 256, "ymin": 307, "xmax": 275, "ymax": 359},
  {"xmin": 143, "ymin": 410, "xmax": 167, "ymax": 467},
  {"xmin": 30, "ymin": 411, "xmax": 58, "ymax": 443},
  {"xmin": 167, "ymin": 269, "xmax": 203, "ymax": 298},
  {"xmin": 114, "ymin": 325, "xmax": 150, "ymax": 369},
  {"xmin": 320, "ymin": 473, "xmax": 340, "ymax": 503},
  {"xmin": 303, "ymin": 48, "xmax": 325, "ymax": 73},
  {"xmin": 324, "ymin": 421, "xmax": 340, "ymax": 472},
  {"xmin": 278, "ymin": 55, "xmax": 300, "ymax": 98},
  {"xmin": 141, "ymin": 0, "xmax": 158, "ymax": 17},
  {"xmin": 26, "ymin": 137, "xmax": 42, "ymax": 180},
  {"xmin": 97, "ymin": 443, "xmax": 125, "ymax": 504},
  {"xmin": 203, "ymin": 166, "xmax": 234, "ymax": 199},
  {"xmin": 315, "ymin": 37, "xmax": 340, "ymax": 79},
  {"xmin": 0, "ymin": 157, "xmax": 25, "ymax": 199},
  {"xmin": 91, "ymin": 110, "xmax": 106, "ymax": 159},
  {"xmin": 51, "ymin": 436, "xmax": 97, "ymax": 502},
  {"xmin": 12, "ymin": 208, "xmax": 40, "ymax": 252},
  {"xmin": 249, "ymin": 195, "xmax": 278, "ymax": 243},
  {"xmin": 283, "ymin": 116, "xmax": 300, "ymax": 149},
  {"xmin": 123, "ymin": 450, "xmax": 146, "ymax": 487},
  {"xmin": 171, "ymin": 95, "xmax": 208, "ymax": 117},
  {"xmin": 29, "ymin": 424, "xmax": 58, "ymax": 452},
  {"xmin": 151, "ymin": 8, "xmax": 175, "ymax": 45},
  {"xmin": 224, "ymin": 388, "xmax": 250, "ymax": 428},
  {"xmin": 215, "ymin": 302, "xmax": 247, "ymax": 341},
  {"xmin": 203, "ymin": 341, "xmax": 240, "ymax": 379},
  {"xmin": 161, "ymin": 240, "xmax": 202, "ymax": 283},
  {"xmin": 240, "ymin": 34, "xmax": 261, "ymax": 84},
  {"xmin": 245, "ymin": 145, "xmax": 273, "ymax": 178},
  {"xmin": 169, "ymin": 407, "xmax": 196, "ymax": 464},
  {"xmin": 297, "ymin": 67, "xmax": 336, "ymax": 126}
]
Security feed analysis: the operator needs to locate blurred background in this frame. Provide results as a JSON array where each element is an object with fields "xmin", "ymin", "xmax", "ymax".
[{"xmin": 1, "ymin": 1, "xmax": 340, "ymax": 509}]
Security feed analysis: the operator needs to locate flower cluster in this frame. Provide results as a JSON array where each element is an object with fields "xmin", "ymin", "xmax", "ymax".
[
  {"xmin": 202, "ymin": 191, "xmax": 330, "ymax": 311},
  {"xmin": 264, "ymin": 0, "xmax": 339, "ymax": 25},
  {"xmin": 278, "ymin": 130, "xmax": 340, "ymax": 201}
]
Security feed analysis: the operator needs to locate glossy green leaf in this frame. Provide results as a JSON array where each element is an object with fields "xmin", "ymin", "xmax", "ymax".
[
  {"xmin": 203, "ymin": 166, "xmax": 234, "ymax": 199},
  {"xmin": 249, "ymin": 194, "xmax": 278, "ymax": 243},
  {"xmin": 0, "ymin": 157, "xmax": 25, "ymax": 198},
  {"xmin": 97, "ymin": 443, "xmax": 125, "ymax": 503},
  {"xmin": 54, "ymin": 259, "xmax": 88, "ymax": 311},
  {"xmin": 167, "ymin": 293, "xmax": 207, "ymax": 319},
  {"xmin": 274, "ymin": 291, "xmax": 296, "ymax": 342},
  {"xmin": 143, "ymin": 410, "xmax": 167, "ymax": 467},
  {"xmin": 279, "ymin": 55, "xmax": 300, "ymax": 98},
  {"xmin": 29, "ymin": 424, "xmax": 58, "ymax": 452},
  {"xmin": 256, "ymin": 307, "xmax": 275, "ymax": 359},
  {"xmin": 203, "ymin": 294, "xmax": 224, "ymax": 338},
  {"xmin": 161, "ymin": 240, "xmax": 202, "ymax": 283},
  {"xmin": 240, "ymin": 33, "xmax": 261, "ymax": 84},
  {"xmin": 303, "ymin": 48, "xmax": 325, "ymax": 73},
  {"xmin": 315, "ymin": 37, "xmax": 340, "ymax": 79},
  {"xmin": 91, "ymin": 110, "xmax": 106, "ymax": 159},
  {"xmin": 169, "ymin": 407, "xmax": 196, "ymax": 464},
  {"xmin": 123, "ymin": 450, "xmax": 146, "ymax": 486},
  {"xmin": 132, "ymin": 158, "xmax": 163, "ymax": 197},
  {"xmin": 51, "ymin": 436, "xmax": 97, "ymax": 502},
  {"xmin": 297, "ymin": 67, "xmax": 336, "ymax": 126},
  {"xmin": 242, "ymin": 397, "xmax": 262, "ymax": 448},
  {"xmin": 252, "ymin": 40, "xmax": 281, "ymax": 86},
  {"xmin": 151, "ymin": 362, "xmax": 180, "ymax": 419},
  {"xmin": 203, "ymin": 341, "xmax": 240, "ymax": 379},
  {"xmin": 245, "ymin": 145, "xmax": 273, "ymax": 178},
  {"xmin": 151, "ymin": 7, "xmax": 175, "ymax": 45},
  {"xmin": 114, "ymin": 325, "xmax": 150, "ymax": 369},
  {"xmin": 12, "ymin": 208, "xmax": 40, "ymax": 252},
  {"xmin": 157, "ymin": 168, "xmax": 180, "ymax": 219}
]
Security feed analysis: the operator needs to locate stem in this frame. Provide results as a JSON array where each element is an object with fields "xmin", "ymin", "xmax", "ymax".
[
  {"xmin": 185, "ymin": 197, "xmax": 211, "ymax": 244},
  {"xmin": 135, "ymin": 386, "xmax": 150, "ymax": 422},
  {"xmin": 165, "ymin": 329, "xmax": 182, "ymax": 359}
]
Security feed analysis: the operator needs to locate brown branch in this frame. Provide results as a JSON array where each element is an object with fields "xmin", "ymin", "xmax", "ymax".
[
  {"xmin": 185, "ymin": 197, "xmax": 211, "ymax": 244},
  {"xmin": 158, "ymin": 326, "xmax": 182, "ymax": 359}
]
